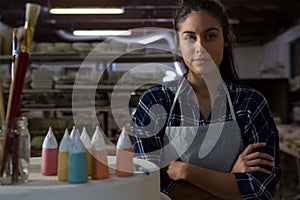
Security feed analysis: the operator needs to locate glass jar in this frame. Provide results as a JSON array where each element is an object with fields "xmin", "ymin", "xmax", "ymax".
[{"xmin": 0, "ymin": 117, "xmax": 30, "ymax": 184}]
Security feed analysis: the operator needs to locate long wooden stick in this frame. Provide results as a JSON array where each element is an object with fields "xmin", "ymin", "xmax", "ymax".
[
  {"xmin": 0, "ymin": 74, "xmax": 7, "ymax": 171},
  {"xmin": 0, "ymin": 77, "xmax": 5, "ymax": 122}
]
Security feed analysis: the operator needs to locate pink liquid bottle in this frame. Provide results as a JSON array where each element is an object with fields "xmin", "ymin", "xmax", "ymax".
[
  {"xmin": 116, "ymin": 127, "xmax": 134, "ymax": 177},
  {"xmin": 41, "ymin": 127, "xmax": 58, "ymax": 175}
]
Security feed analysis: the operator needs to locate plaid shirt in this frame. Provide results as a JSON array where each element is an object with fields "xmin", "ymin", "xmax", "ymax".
[{"xmin": 131, "ymin": 78, "xmax": 281, "ymax": 199}]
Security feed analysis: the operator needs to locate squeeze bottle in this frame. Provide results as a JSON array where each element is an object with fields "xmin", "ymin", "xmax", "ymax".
[
  {"xmin": 116, "ymin": 127, "xmax": 134, "ymax": 177},
  {"xmin": 57, "ymin": 128, "xmax": 70, "ymax": 181},
  {"xmin": 68, "ymin": 129, "xmax": 88, "ymax": 183},
  {"xmin": 41, "ymin": 127, "xmax": 58, "ymax": 175},
  {"xmin": 80, "ymin": 126, "xmax": 92, "ymax": 176},
  {"xmin": 90, "ymin": 125, "xmax": 109, "ymax": 179}
]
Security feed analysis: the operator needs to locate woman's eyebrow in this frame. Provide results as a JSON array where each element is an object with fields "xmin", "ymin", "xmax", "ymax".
[
  {"xmin": 204, "ymin": 27, "xmax": 220, "ymax": 33},
  {"xmin": 181, "ymin": 27, "xmax": 220, "ymax": 35},
  {"xmin": 181, "ymin": 31, "xmax": 195, "ymax": 35}
]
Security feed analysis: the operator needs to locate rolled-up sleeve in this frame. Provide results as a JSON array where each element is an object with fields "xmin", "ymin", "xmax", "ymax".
[{"xmin": 234, "ymin": 90, "xmax": 281, "ymax": 199}]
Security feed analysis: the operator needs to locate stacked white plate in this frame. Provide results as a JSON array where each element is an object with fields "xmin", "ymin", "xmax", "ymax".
[
  {"xmin": 36, "ymin": 42, "xmax": 53, "ymax": 53},
  {"xmin": 30, "ymin": 69, "xmax": 53, "ymax": 89},
  {"xmin": 109, "ymin": 42, "xmax": 127, "ymax": 53},
  {"xmin": 128, "ymin": 42, "xmax": 146, "ymax": 54},
  {"xmin": 53, "ymin": 42, "xmax": 76, "ymax": 53},
  {"xmin": 91, "ymin": 41, "xmax": 110, "ymax": 53},
  {"xmin": 72, "ymin": 42, "xmax": 92, "ymax": 53}
]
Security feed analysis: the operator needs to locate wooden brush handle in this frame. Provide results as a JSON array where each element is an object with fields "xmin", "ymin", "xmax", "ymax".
[{"xmin": 0, "ymin": 77, "xmax": 5, "ymax": 122}]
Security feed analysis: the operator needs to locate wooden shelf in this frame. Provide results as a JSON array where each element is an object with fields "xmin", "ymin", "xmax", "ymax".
[
  {"xmin": 0, "ymin": 52, "xmax": 169, "ymax": 138},
  {"xmin": 0, "ymin": 53, "xmax": 174, "ymax": 64},
  {"xmin": 2, "ymin": 84, "xmax": 153, "ymax": 93},
  {"xmin": 55, "ymin": 84, "xmax": 153, "ymax": 91},
  {"xmin": 21, "ymin": 106, "xmax": 111, "ymax": 112}
]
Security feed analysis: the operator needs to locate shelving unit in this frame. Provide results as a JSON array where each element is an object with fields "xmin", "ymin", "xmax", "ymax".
[
  {"xmin": 0, "ymin": 52, "xmax": 175, "ymax": 155},
  {"xmin": 21, "ymin": 106, "xmax": 111, "ymax": 112},
  {"xmin": 0, "ymin": 53, "xmax": 174, "ymax": 64},
  {"xmin": 2, "ymin": 84, "xmax": 154, "ymax": 135}
]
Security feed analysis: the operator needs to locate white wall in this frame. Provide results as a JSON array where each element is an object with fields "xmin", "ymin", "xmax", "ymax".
[
  {"xmin": 236, "ymin": 23, "xmax": 300, "ymax": 79},
  {"xmin": 234, "ymin": 46, "xmax": 264, "ymax": 78},
  {"xmin": 264, "ymin": 24, "xmax": 300, "ymax": 78}
]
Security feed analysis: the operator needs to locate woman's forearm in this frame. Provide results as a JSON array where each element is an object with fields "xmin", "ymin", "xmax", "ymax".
[
  {"xmin": 183, "ymin": 164, "xmax": 241, "ymax": 200},
  {"xmin": 168, "ymin": 181, "xmax": 215, "ymax": 200}
]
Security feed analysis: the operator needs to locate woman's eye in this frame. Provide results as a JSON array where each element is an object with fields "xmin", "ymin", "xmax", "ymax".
[
  {"xmin": 184, "ymin": 35, "xmax": 196, "ymax": 41},
  {"xmin": 205, "ymin": 33, "xmax": 217, "ymax": 41}
]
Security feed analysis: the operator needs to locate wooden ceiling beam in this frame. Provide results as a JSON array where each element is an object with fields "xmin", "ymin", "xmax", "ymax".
[
  {"xmin": 36, "ymin": 21, "xmax": 173, "ymax": 30},
  {"xmin": 0, "ymin": 0, "xmax": 176, "ymax": 9},
  {"xmin": 1, "ymin": 0, "xmax": 299, "ymax": 45}
]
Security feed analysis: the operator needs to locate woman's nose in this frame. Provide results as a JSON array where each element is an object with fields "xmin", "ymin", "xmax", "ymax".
[{"xmin": 195, "ymin": 39, "xmax": 205, "ymax": 53}]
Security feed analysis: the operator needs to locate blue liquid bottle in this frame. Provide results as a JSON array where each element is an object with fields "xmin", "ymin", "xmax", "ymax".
[{"xmin": 68, "ymin": 129, "xmax": 88, "ymax": 183}]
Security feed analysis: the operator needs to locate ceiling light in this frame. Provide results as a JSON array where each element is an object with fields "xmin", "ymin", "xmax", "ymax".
[
  {"xmin": 50, "ymin": 8, "xmax": 124, "ymax": 14},
  {"xmin": 73, "ymin": 30, "xmax": 132, "ymax": 36}
]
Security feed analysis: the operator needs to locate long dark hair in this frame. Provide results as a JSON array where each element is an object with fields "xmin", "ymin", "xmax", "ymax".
[{"xmin": 174, "ymin": 0, "xmax": 239, "ymax": 83}]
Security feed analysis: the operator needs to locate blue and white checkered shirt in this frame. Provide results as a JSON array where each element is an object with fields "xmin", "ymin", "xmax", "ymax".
[{"xmin": 131, "ymin": 78, "xmax": 281, "ymax": 199}]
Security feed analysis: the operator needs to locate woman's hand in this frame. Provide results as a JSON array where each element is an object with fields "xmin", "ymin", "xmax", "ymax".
[
  {"xmin": 231, "ymin": 142, "xmax": 274, "ymax": 174},
  {"xmin": 167, "ymin": 160, "xmax": 189, "ymax": 181},
  {"xmin": 166, "ymin": 161, "xmax": 216, "ymax": 199}
]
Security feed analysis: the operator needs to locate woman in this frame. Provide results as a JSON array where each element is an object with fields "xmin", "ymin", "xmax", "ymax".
[{"xmin": 131, "ymin": 0, "xmax": 281, "ymax": 199}]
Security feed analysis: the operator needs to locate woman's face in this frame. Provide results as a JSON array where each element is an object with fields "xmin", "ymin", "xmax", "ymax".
[{"xmin": 177, "ymin": 10, "xmax": 225, "ymax": 76}]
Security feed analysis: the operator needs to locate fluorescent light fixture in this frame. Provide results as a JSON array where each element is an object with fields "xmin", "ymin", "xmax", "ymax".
[
  {"xmin": 73, "ymin": 30, "xmax": 132, "ymax": 36},
  {"xmin": 50, "ymin": 8, "xmax": 124, "ymax": 14}
]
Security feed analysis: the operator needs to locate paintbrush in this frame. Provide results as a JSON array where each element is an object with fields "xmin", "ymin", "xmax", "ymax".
[
  {"xmin": 0, "ymin": 3, "xmax": 41, "ymax": 180},
  {"xmin": 11, "ymin": 28, "xmax": 18, "ymax": 81}
]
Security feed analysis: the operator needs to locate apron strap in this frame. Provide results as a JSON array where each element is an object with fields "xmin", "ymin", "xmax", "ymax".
[
  {"xmin": 223, "ymin": 84, "xmax": 236, "ymax": 121},
  {"xmin": 166, "ymin": 78, "xmax": 185, "ymax": 127},
  {"xmin": 166, "ymin": 79, "xmax": 237, "ymax": 126}
]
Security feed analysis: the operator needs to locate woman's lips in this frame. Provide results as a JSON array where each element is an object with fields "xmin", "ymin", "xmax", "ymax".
[{"xmin": 193, "ymin": 58, "xmax": 209, "ymax": 65}]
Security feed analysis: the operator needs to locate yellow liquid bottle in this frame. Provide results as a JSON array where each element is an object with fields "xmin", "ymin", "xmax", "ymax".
[
  {"xmin": 57, "ymin": 151, "xmax": 69, "ymax": 181},
  {"xmin": 57, "ymin": 128, "xmax": 70, "ymax": 181}
]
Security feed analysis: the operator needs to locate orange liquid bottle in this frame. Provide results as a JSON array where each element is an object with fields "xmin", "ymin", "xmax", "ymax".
[
  {"xmin": 90, "ymin": 125, "xmax": 109, "ymax": 179},
  {"xmin": 91, "ymin": 149, "xmax": 109, "ymax": 179}
]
